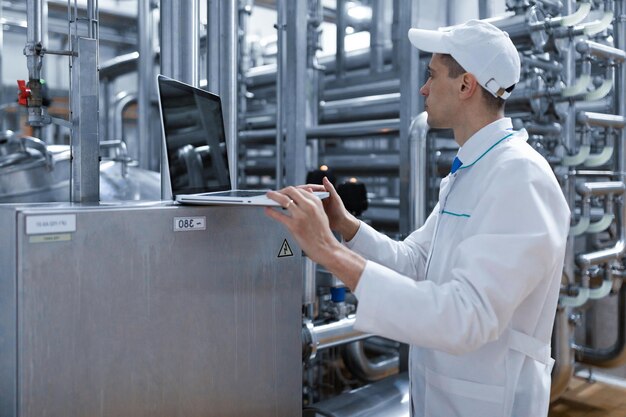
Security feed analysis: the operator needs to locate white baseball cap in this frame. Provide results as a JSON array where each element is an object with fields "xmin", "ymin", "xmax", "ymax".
[{"xmin": 408, "ymin": 20, "xmax": 520, "ymax": 100}]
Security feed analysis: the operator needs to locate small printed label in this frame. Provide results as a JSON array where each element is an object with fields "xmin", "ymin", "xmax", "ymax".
[
  {"xmin": 26, "ymin": 215, "xmax": 76, "ymax": 235},
  {"xmin": 29, "ymin": 234, "xmax": 72, "ymax": 244},
  {"xmin": 277, "ymin": 239, "xmax": 294, "ymax": 258},
  {"xmin": 173, "ymin": 216, "xmax": 206, "ymax": 232}
]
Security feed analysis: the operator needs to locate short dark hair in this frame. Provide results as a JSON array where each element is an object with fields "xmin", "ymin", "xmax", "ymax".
[{"xmin": 438, "ymin": 54, "xmax": 505, "ymax": 112}]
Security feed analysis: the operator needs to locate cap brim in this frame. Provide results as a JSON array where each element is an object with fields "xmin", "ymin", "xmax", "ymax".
[{"xmin": 408, "ymin": 28, "xmax": 450, "ymax": 54}]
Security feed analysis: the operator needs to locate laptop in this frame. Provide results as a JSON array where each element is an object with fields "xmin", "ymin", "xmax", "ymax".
[{"xmin": 156, "ymin": 75, "xmax": 328, "ymax": 205}]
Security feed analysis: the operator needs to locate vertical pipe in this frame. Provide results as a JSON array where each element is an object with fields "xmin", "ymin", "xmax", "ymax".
[
  {"xmin": 0, "ymin": 2, "xmax": 4, "ymax": 122},
  {"xmin": 161, "ymin": 0, "xmax": 199, "ymax": 198},
  {"xmin": 409, "ymin": 112, "xmax": 428, "ymax": 231},
  {"xmin": 563, "ymin": 0, "xmax": 577, "ymax": 286},
  {"xmin": 550, "ymin": 307, "xmax": 575, "ymax": 399},
  {"xmin": 26, "ymin": 0, "xmax": 42, "ymax": 80},
  {"xmin": 306, "ymin": 0, "xmax": 323, "ymax": 171},
  {"xmin": 275, "ymin": 0, "xmax": 285, "ymax": 188},
  {"xmin": 205, "ymin": 0, "xmax": 238, "ymax": 188},
  {"xmin": 206, "ymin": 0, "xmax": 220, "ymax": 93},
  {"xmin": 336, "ymin": 0, "xmax": 346, "ymax": 80},
  {"xmin": 160, "ymin": 0, "xmax": 199, "ymax": 86},
  {"xmin": 283, "ymin": 0, "xmax": 307, "ymax": 186},
  {"xmin": 370, "ymin": 0, "xmax": 386, "ymax": 73},
  {"xmin": 397, "ymin": 0, "xmax": 420, "ymax": 236},
  {"xmin": 138, "ymin": 0, "xmax": 153, "ymax": 170}
]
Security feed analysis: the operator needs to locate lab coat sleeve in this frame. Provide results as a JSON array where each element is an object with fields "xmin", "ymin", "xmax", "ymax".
[
  {"xmin": 354, "ymin": 160, "xmax": 569, "ymax": 355},
  {"xmin": 345, "ymin": 204, "xmax": 439, "ymax": 280}
]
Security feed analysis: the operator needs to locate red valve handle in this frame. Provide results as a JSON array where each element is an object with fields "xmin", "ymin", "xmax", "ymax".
[{"xmin": 17, "ymin": 80, "xmax": 31, "ymax": 106}]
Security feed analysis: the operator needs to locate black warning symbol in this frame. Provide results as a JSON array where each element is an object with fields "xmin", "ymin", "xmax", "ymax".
[{"xmin": 278, "ymin": 239, "xmax": 294, "ymax": 258}]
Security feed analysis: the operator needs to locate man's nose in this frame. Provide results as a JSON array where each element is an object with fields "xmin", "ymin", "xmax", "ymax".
[{"xmin": 419, "ymin": 82, "xmax": 428, "ymax": 96}]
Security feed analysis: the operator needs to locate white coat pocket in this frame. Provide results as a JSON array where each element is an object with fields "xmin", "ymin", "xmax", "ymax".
[{"xmin": 424, "ymin": 367, "xmax": 505, "ymax": 417}]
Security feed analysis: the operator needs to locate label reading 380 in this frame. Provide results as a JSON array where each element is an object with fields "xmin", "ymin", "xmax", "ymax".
[{"xmin": 173, "ymin": 216, "xmax": 206, "ymax": 232}]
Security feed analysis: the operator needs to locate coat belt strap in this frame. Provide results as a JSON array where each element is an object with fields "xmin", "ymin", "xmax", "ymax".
[{"xmin": 509, "ymin": 329, "xmax": 551, "ymax": 365}]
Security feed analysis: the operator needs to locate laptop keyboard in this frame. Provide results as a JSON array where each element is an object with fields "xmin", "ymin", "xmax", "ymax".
[{"xmin": 200, "ymin": 190, "xmax": 267, "ymax": 198}]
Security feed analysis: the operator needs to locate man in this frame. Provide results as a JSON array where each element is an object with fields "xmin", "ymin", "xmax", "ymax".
[{"xmin": 265, "ymin": 20, "xmax": 570, "ymax": 417}]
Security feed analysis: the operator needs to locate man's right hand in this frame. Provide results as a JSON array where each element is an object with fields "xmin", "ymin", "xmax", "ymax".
[{"xmin": 299, "ymin": 177, "xmax": 361, "ymax": 242}]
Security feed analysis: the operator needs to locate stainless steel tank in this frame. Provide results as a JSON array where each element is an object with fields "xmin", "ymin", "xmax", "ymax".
[{"xmin": 0, "ymin": 131, "xmax": 161, "ymax": 203}]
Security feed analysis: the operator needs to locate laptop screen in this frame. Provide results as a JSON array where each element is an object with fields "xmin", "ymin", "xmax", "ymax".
[{"xmin": 158, "ymin": 75, "xmax": 231, "ymax": 196}]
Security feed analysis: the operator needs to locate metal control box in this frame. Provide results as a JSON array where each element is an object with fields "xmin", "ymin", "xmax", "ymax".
[{"xmin": 0, "ymin": 203, "xmax": 302, "ymax": 417}]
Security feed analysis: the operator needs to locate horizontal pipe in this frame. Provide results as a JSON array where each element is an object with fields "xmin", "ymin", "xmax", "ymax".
[
  {"xmin": 576, "ymin": 181, "xmax": 626, "ymax": 197},
  {"xmin": 577, "ymin": 240, "xmax": 626, "ymax": 268},
  {"xmin": 239, "ymin": 119, "xmax": 400, "ymax": 143},
  {"xmin": 99, "ymin": 52, "xmax": 140, "ymax": 79},
  {"xmin": 576, "ymin": 40, "xmax": 626, "ymax": 62},
  {"xmin": 322, "ymin": 78, "xmax": 399, "ymax": 101},
  {"xmin": 577, "ymin": 112, "xmax": 626, "ymax": 129},
  {"xmin": 303, "ymin": 316, "xmax": 372, "ymax": 360}
]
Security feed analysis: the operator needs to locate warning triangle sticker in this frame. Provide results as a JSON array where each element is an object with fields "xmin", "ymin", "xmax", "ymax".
[{"xmin": 278, "ymin": 239, "xmax": 294, "ymax": 258}]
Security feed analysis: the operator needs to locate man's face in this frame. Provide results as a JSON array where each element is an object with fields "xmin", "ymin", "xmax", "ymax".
[{"xmin": 419, "ymin": 54, "xmax": 462, "ymax": 129}]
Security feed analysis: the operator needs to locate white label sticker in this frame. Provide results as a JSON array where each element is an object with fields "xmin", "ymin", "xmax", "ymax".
[
  {"xmin": 26, "ymin": 215, "xmax": 76, "ymax": 235},
  {"xmin": 173, "ymin": 216, "xmax": 206, "ymax": 232}
]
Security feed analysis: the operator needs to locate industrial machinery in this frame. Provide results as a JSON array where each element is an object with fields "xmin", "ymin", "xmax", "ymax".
[{"xmin": 0, "ymin": 203, "xmax": 302, "ymax": 416}]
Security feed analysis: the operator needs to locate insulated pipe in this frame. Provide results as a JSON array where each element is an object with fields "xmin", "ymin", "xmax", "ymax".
[
  {"xmin": 575, "ymin": 283, "xmax": 626, "ymax": 367},
  {"xmin": 575, "ymin": 0, "xmax": 626, "ymax": 273}
]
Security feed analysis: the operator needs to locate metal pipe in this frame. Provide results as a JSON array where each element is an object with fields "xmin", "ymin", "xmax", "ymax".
[
  {"xmin": 575, "ymin": 284, "xmax": 626, "ymax": 367},
  {"xmin": 577, "ymin": 112, "xmax": 626, "ymax": 128},
  {"xmin": 409, "ymin": 112, "xmax": 428, "ymax": 231},
  {"xmin": 302, "ymin": 317, "xmax": 372, "ymax": 360},
  {"xmin": 246, "ymin": 46, "xmax": 395, "ymax": 88},
  {"xmin": 159, "ymin": 0, "xmax": 198, "ymax": 85},
  {"xmin": 336, "ymin": 0, "xmax": 346, "ymax": 80},
  {"xmin": 98, "ymin": 52, "xmax": 140, "ymax": 79},
  {"xmin": 369, "ymin": 0, "xmax": 386, "ymax": 73},
  {"xmin": 283, "ymin": 0, "xmax": 308, "ymax": 186},
  {"xmin": 577, "ymin": 240, "xmax": 626, "ymax": 268},
  {"xmin": 550, "ymin": 306, "xmax": 575, "ymax": 400},
  {"xmin": 113, "ymin": 92, "xmax": 137, "ymax": 144},
  {"xmin": 275, "ymin": 0, "xmax": 286, "ymax": 188},
  {"xmin": 239, "ymin": 119, "xmax": 400, "ymax": 143},
  {"xmin": 576, "ymin": 39, "xmax": 626, "ymax": 62},
  {"xmin": 397, "ymin": 0, "xmax": 419, "ymax": 236},
  {"xmin": 344, "ymin": 341, "xmax": 399, "ymax": 382},
  {"xmin": 576, "ymin": 181, "xmax": 626, "ymax": 196},
  {"xmin": 322, "ymin": 78, "xmax": 399, "ymax": 101},
  {"xmin": 138, "ymin": 0, "xmax": 154, "ymax": 171},
  {"xmin": 0, "ymin": 2, "xmax": 3, "ymax": 122}
]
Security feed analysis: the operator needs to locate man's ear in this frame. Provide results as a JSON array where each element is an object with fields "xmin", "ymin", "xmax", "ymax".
[{"xmin": 459, "ymin": 73, "xmax": 479, "ymax": 99}]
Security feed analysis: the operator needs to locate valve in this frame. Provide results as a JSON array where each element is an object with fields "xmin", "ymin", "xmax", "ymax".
[{"xmin": 17, "ymin": 80, "xmax": 31, "ymax": 106}]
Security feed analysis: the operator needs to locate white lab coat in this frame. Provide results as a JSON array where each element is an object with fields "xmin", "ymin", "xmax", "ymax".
[{"xmin": 348, "ymin": 118, "xmax": 570, "ymax": 417}]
